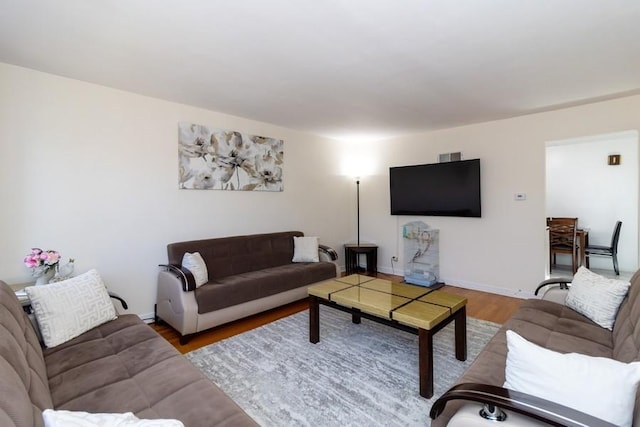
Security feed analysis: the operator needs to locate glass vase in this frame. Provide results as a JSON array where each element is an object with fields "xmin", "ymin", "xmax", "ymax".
[{"xmin": 35, "ymin": 268, "xmax": 56, "ymax": 286}]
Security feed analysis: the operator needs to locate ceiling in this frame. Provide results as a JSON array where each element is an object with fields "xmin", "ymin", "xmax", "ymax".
[{"xmin": 2, "ymin": 1, "xmax": 640, "ymax": 140}]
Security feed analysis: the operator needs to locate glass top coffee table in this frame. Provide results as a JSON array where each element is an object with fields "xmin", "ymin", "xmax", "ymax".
[{"xmin": 308, "ymin": 274, "xmax": 467, "ymax": 398}]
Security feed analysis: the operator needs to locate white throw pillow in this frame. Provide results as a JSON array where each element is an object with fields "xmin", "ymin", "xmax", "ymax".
[
  {"xmin": 181, "ymin": 252, "xmax": 208, "ymax": 288},
  {"xmin": 26, "ymin": 269, "xmax": 117, "ymax": 348},
  {"xmin": 504, "ymin": 330, "xmax": 640, "ymax": 427},
  {"xmin": 292, "ymin": 236, "xmax": 319, "ymax": 263},
  {"xmin": 42, "ymin": 409, "xmax": 185, "ymax": 426},
  {"xmin": 565, "ymin": 266, "xmax": 630, "ymax": 330}
]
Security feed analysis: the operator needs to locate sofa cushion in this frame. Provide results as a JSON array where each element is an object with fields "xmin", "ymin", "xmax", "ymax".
[
  {"xmin": 0, "ymin": 281, "xmax": 53, "ymax": 427},
  {"xmin": 26, "ymin": 269, "xmax": 117, "ymax": 348},
  {"xmin": 504, "ymin": 330, "xmax": 640, "ymax": 427},
  {"xmin": 613, "ymin": 269, "xmax": 640, "ymax": 363},
  {"xmin": 510, "ymin": 299, "xmax": 615, "ymax": 354},
  {"xmin": 181, "ymin": 252, "xmax": 208, "ymax": 288},
  {"xmin": 44, "ymin": 314, "xmax": 256, "ymax": 427},
  {"xmin": 461, "ymin": 298, "xmax": 615, "ymax": 385},
  {"xmin": 42, "ymin": 409, "xmax": 184, "ymax": 426},
  {"xmin": 292, "ymin": 236, "xmax": 319, "ymax": 263},
  {"xmin": 167, "ymin": 231, "xmax": 304, "ymax": 281},
  {"xmin": 565, "ymin": 267, "xmax": 630, "ymax": 330},
  {"xmin": 195, "ymin": 262, "xmax": 336, "ymax": 313}
]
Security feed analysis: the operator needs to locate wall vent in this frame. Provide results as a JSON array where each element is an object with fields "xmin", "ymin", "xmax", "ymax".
[{"xmin": 438, "ymin": 152, "xmax": 462, "ymax": 163}]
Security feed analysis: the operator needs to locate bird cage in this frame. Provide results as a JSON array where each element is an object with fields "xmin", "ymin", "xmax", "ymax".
[{"xmin": 403, "ymin": 221, "xmax": 440, "ymax": 287}]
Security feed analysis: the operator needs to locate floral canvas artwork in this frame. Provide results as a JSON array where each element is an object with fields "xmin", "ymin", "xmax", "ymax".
[{"xmin": 179, "ymin": 122, "xmax": 284, "ymax": 191}]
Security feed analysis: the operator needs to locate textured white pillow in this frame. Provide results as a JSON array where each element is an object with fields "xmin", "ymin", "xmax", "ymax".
[
  {"xmin": 181, "ymin": 252, "xmax": 208, "ymax": 287},
  {"xmin": 42, "ymin": 409, "xmax": 185, "ymax": 426},
  {"xmin": 292, "ymin": 236, "xmax": 319, "ymax": 262},
  {"xmin": 504, "ymin": 330, "xmax": 640, "ymax": 427},
  {"xmin": 565, "ymin": 266, "xmax": 630, "ymax": 330},
  {"xmin": 26, "ymin": 269, "xmax": 117, "ymax": 348}
]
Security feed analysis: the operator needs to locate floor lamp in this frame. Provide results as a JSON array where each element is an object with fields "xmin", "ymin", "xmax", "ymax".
[{"xmin": 356, "ymin": 178, "xmax": 360, "ymax": 247}]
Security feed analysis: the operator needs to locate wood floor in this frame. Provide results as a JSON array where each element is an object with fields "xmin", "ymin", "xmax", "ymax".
[{"xmin": 151, "ymin": 272, "xmax": 523, "ymax": 354}]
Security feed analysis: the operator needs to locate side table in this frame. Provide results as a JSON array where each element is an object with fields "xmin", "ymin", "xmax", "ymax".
[
  {"xmin": 9, "ymin": 282, "xmax": 33, "ymax": 313},
  {"xmin": 344, "ymin": 243, "xmax": 378, "ymax": 275},
  {"xmin": 8, "ymin": 282, "xmax": 41, "ymax": 340}
]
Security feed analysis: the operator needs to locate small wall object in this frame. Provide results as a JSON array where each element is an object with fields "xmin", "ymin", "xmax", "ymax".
[
  {"xmin": 608, "ymin": 154, "xmax": 621, "ymax": 166},
  {"xmin": 403, "ymin": 221, "xmax": 440, "ymax": 287},
  {"xmin": 438, "ymin": 152, "xmax": 462, "ymax": 163},
  {"xmin": 178, "ymin": 122, "xmax": 284, "ymax": 191}
]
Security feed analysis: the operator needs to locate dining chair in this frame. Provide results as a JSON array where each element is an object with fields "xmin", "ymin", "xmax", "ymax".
[
  {"xmin": 548, "ymin": 217, "xmax": 579, "ymax": 274},
  {"xmin": 585, "ymin": 221, "xmax": 622, "ymax": 275}
]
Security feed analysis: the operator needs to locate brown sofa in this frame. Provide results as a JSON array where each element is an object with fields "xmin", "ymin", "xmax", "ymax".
[
  {"xmin": 156, "ymin": 231, "xmax": 339, "ymax": 343},
  {"xmin": 0, "ymin": 281, "xmax": 257, "ymax": 427},
  {"xmin": 430, "ymin": 270, "xmax": 640, "ymax": 427}
]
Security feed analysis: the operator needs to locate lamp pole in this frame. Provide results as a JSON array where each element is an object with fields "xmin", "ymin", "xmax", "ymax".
[{"xmin": 356, "ymin": 178, "xmax": 360, "ymax": 247}]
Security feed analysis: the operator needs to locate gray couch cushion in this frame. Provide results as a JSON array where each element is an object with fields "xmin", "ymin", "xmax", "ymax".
[
  {"xmin": 508, "ymin": 299, "xmax": 614, "ymax": 356},
  {"xmin": 0, "ymin": 281, "xmax": 52, "ymax": 427},
  {"xmin": 457, "ymin": 298, "xmax": 614, "ymax": 391},
  {"xmin": 167, "ymin": 231, "xmax": 304, "ymax": 280},
  {"xmin": 195, "ymin": 262, "xmax": 336, "ymax": 313},
  {"xmin": 44, "ymin": 313, "xmax": 257, "ymax": 426},
  {"xmin": 613, "ymin": 269, "xmax": 640, "ymax": 363}
]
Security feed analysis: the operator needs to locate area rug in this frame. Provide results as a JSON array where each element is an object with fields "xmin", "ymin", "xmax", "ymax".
[{"xmin": 186, "ymin": 307, "xmax": 500, "ymax": 427}]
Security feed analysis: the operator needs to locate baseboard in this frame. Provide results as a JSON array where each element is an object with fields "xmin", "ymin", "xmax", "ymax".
[
  {"xmin": 138, "ymin": 312, "xmax": 155, "ymax": 324},
  {"xmin": 376, "ymin": 265, "xmax": 534, "ymax": 299},
  {"xmin": 442, "ymin": 278, "xmax": 535, "ymax": 299}
]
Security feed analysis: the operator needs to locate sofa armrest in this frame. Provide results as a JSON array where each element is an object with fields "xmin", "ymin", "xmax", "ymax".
[
  {"xmin": 156, "ymin": 270, "xmax": 199, "ymax": 335},
  {"xmin": 534, "ymin": 277, "xmax": 572, "ymax": 295},
  {"xmin": 158, "ymin": 263, "xmax": 197, "ymax": 292},
  {"xmin": 534, "ymin": 277, "xmax": 572, "ymax": 304},
  {"xmin": 108, "ymin": 291, "xmax": 128, "ymax": 310},
  {"xmin": 318, "ymin": 244, "xmax": 338, "ymax": 261},
  {"xmin": 430, "ymin": 383, "xmax": 615, "ymax": 427}
]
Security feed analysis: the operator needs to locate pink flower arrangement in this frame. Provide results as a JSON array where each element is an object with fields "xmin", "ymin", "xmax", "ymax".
[{"xmin": 24, "ymin": 248, "xmax": 61, "ymax": 276}]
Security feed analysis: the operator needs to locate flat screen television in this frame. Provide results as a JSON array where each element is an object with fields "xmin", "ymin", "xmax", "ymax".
[{"xmin": 389, "ymin": 159, "xmax": 481, "ymax": 217}]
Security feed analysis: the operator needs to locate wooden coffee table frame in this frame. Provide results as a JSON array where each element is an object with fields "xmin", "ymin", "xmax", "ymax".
[{"xmin": 309, "ymin": 284, "xmax": 466, "ymax": 399}]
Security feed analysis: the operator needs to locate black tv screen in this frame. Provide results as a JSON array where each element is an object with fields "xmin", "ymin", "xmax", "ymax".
[{"xmin": 390, "ymin": 159, "xmax": 481, "ymax": 217}]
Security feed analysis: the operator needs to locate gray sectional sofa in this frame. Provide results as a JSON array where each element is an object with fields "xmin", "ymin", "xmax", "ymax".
[
  {"xmin": 430, "ymin": 270, "xmax": 640, "ymax": 427},
  {"xmin": 156, "ymin": 231, "xmax": 339, "ymax": 343},
  {"xmin": 0, "ymin": 280, "xmax": 257, "ymax": 427}
]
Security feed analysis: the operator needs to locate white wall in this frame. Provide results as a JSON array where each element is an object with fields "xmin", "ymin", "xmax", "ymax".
[
  {"xmin": 360, "ymin": 96, "xmax": 640, "ymax": 297},
  {"xmin": 546, "ymin": 131, "xmax": 638, "ymax": 272},
  {"xmin": 3, "ymin": 62, "xmax": 640, "ymax": 311},
  {"xmin": 0, "ymin": 63, "xmax": 350, "ymax": 318}
]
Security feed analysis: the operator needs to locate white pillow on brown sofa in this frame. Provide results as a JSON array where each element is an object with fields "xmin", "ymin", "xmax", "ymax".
[
  {"xmin": 43, "ymin": 409, "xmax": 184, "ymax": 426},
  {"xmin": 292, "ymin": 236, "xmax": 319, "ymax": 263},
  {"xmin": 26, "ymin": 269, "xmax": 117, "ymax": 348},
  {"xmin": 504, "ymin": 330, "xmax": 640, "ymax": 427},
  {"xmin": 181, "ymin": 252, "xmax": 208, "ymax": 287},
  {"xmin": 565, "ymin": 266, "xmax": 630, "ymax": 330}
]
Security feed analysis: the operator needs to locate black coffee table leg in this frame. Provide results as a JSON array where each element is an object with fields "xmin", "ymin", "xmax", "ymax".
[
  {"xmin": 309, "ymin": 295, "xmax": 319, "ymax": 344},
  {"xmin": 352, "ymin": 307, "xmax": 361, "ymax": 324},
  {"xmin": 418, "ymin": 328, "xmax": 434, "ymax": 398},
  {"xmin": 454, "ymin": 306, "xmax": 467, "ymax": 361}
]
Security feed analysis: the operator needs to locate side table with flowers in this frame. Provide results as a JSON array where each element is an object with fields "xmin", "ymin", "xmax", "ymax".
[
  {"xmin": 23, "ymin": 248, "xmax": 75, "ymax": 285},
  {"xmin": 15, "ymin": 248, "xmax": 75, "ymax": 316}
]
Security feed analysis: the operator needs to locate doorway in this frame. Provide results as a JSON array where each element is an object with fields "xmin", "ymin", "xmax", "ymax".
[{"xmin": 545, "ymin": 130, "xmax": 639, "ymax": 277}]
